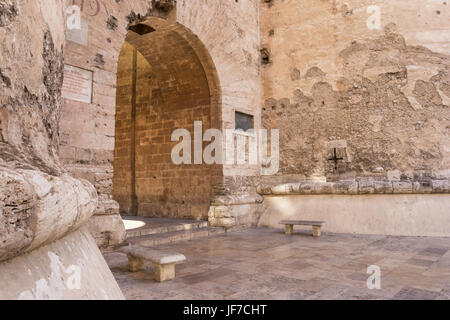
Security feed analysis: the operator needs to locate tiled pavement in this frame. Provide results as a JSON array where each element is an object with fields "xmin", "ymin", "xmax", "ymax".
[{"xmin": 104, "ymin": 228, "xmax": 450, "ymax": 300}]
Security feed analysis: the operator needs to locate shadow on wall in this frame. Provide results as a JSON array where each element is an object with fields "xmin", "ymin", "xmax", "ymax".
[{"xmin": 112, "ymin": 17, "xmax": 223, "ymax": 220}]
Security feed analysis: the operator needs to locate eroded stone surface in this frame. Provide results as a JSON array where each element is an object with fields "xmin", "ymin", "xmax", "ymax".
[
  {"xmin": 0, "ymin": 167, "xmax": 98, "ymax": 262},
  {"xmin": 59, "ymin": 0, "xmax": 261, "ymax": 227},
  {"xmin": 261, "ymin": 1, "xmax": 450, "ymax": 182},
  {"xmin": 0, "ymin": 0, "xmax": 65, "ymax": 175}
]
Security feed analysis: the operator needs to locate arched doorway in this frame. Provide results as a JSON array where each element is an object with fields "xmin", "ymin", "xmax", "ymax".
[{"xmin": 113, "ymin": 17, "xmax": 222, "ymax": 221}]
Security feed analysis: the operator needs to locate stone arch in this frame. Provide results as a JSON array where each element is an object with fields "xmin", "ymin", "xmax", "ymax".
[
  {"xmin": 127, "ymin": 16, "xmax": 222, "ymax": 129},
  {"xmin": 112, "ymin": 16, "xmax": 223, "ymax": 219}
]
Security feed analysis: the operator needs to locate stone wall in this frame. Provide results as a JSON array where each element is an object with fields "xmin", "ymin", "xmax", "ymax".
[{"xmin": 260, "ymin": 0, "xmax": 450, "ymax": 182}]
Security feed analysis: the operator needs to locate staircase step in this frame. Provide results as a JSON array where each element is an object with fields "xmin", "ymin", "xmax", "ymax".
[
  {"xmin": 126, "ymin": 227, "xmax": 226, "ymax": 247},
  {"xmin": 124, "ymin": 217, "xmax": 208, "ymax": 238}
]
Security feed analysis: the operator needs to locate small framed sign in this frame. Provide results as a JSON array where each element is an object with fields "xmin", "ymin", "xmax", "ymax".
[{"xmin": 61, "ymin": 65, "xmax": 93, "ymax": 104}]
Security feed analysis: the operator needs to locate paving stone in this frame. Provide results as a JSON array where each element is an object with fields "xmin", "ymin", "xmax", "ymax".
[{"xmin": 104, "ymin": 229, "xmax": 450, "ymax": 300}]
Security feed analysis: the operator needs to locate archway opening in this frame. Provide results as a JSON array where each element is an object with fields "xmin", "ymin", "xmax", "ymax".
[{"xmin": 112, "ymin": 18, "xmax": 222, "ymax": 220}]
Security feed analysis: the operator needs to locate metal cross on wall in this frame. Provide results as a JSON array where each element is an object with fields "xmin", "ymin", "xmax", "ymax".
[{"xmin": 328, "ymin": 148, "xmax": 344, "ymax": 173}]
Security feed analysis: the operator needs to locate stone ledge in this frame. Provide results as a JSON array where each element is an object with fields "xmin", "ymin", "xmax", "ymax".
[
  {"xmin": 257, "ymin": 179, "xmax": 450, "ymax": 196},
  {"xmin": 212, "ymin": 193, "xmax": 264, "ymax": 206}
]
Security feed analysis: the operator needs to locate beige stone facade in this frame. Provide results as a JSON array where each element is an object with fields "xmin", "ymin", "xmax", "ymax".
[{"xmin": 261, "ymin": 0, "xmax": 450, "ymax": 180}]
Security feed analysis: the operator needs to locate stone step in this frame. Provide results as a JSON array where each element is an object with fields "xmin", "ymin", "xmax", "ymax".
[
  {"xmin": 126, "ymin": 227, "xmax": 226, "ymax": 247},
  {"xmin": 123, "ymin": 217, "xmax": 208, "ymax": 238}
]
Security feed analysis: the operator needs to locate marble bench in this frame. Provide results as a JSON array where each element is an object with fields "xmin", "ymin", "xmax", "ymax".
[
  {"xmin": 119, "ymin": 245, "xmax": 186, "ymax": 282},
  {"xmin": 279, "ymin": 220, "xmax": 327, "ymax": 237}
]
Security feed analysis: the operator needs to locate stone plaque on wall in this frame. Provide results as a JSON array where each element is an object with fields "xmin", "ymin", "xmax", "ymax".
[{"xmin": 62, "ymin": 65, "xmax": 93, "ymax": 104}]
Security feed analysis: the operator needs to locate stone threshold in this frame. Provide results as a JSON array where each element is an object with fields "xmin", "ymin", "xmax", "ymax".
[
  {"xmin": 123, "ymin": 217, "xmax": 208, "ymax": 238},
  {"xmin": 126, "ymin": 227, "xmax": 226, "ymax": 247}
]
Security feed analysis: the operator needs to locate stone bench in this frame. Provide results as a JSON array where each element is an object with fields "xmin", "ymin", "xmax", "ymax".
[
  {"xmin": 118, "ymin": 245, "xmax": 186, "ymax": 282},
  {"xmin": 279, "ymin": 220, "xmax": 327, "ymax": 237}
]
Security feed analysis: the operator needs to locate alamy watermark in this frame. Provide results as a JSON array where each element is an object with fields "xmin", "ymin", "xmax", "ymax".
[
  {"xmin": 171, "ymin": 122, "xmax": 279, "ymax": 176},
  {"xmin": 367, "ymin": 265, "xmax": 381, "ymax": 290},
  {"xmin": 367, "ymin": 5, "xmax": 381, "ymax": 30}
]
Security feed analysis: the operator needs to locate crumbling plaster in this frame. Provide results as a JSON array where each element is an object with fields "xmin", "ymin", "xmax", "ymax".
[{"xmin": 261, "ymin": 0, "xmax": 450, "ymax": 182}]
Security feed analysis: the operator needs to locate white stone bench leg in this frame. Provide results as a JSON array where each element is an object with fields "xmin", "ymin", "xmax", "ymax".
[
  {"xmin": 285, "ymin": 225, "xmax": 294, "ymax": 235},
  {"xmin": 153, "ymin": 262, "xmax": 176, "ymax": 282},
  {"xmin": 127, "ymin": 255, "xmax": 145, "ymax": 272},
  {"xmin": 312, "ymin": 226, "xmax": 322, "ymax": 237}
]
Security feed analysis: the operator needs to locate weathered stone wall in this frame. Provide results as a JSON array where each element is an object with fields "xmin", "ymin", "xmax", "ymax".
[{"xmin": 260, "ymin": 0, "xmax": 450, "ymax": 183}]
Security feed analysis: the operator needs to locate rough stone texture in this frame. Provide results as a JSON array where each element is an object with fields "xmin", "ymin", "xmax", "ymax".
[
  {"xmin": 0, "ymin": 0, "xmax": 65, "ymax": 175},
  {"xmin": 113, "ymin": 24, "xmax": 220, "ymax": 220},
  {"xmin": 65, "ymin": 164, "xmax": 126, "ymax": 249},
  {"xmin": 0, "ymin": 227, "xmax": 124, "ymax": 300},
  {"xmin": 60, "ymin": 0, "xmax": 261, "ymax": 226},
  {"xmin": 0, "ymin": 166, "xmax": 98, "ymax": 262},
  {"xmin": 0, "ymin": 0, "xmax": 18, "ymax": 28},
  {"xmin": 0, "ymin": 0, "xmax": 125, "ymax": 300},
  {"xmin": 0, "ymin": 0, "xmax": 102, "ymax": 260},
  {"xmin": 257, "ymin": 178, "xmax": 450, "ymax": 195},
  {"xmin": 0, "ymin": 168, "xmax": 36, "ymax": 261},
  {"xmin": 3, "ymin": 0, "xmax": 449, "ymax": 251},
  {"xmin": 261, "ymin": 0, "xmax": 450, "ymax": 182}
]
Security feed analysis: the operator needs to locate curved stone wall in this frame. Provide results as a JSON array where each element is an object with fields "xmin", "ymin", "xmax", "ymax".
[
  {"xmin": 0, "ymin": 167, "xmax": 97, "ymax": 262},
  {"xmin": 0, "ymin": 0, "xmax": 123, "ymax": 299}
]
